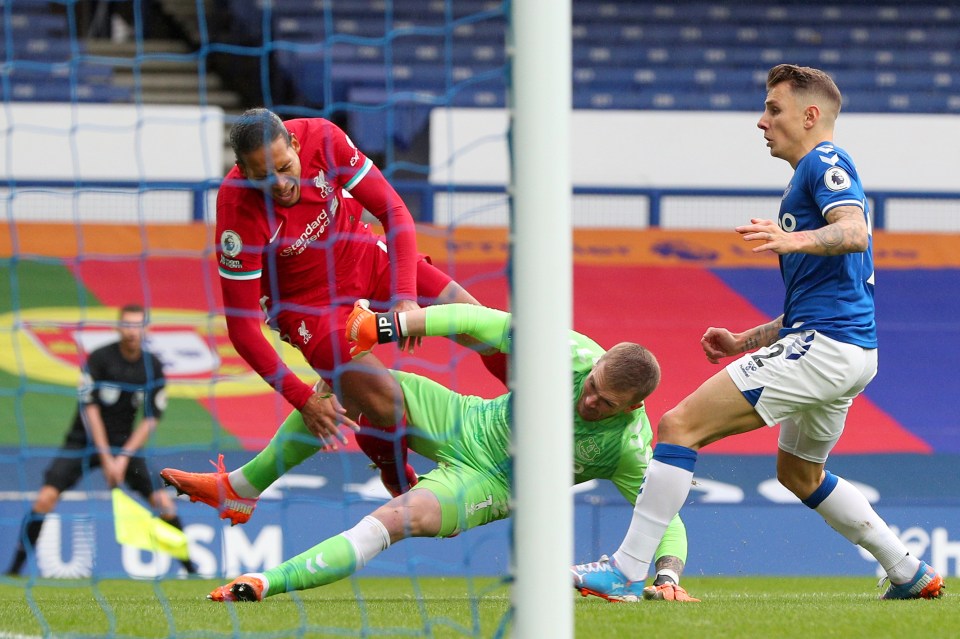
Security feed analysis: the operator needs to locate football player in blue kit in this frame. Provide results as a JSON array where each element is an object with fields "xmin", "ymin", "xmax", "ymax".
[{"xmin": 572, "ymin": 64, "xmax": 944, "ymax": 601}]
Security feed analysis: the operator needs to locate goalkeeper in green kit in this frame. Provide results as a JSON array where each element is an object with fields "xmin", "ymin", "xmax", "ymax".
[{"xmin": 199, "ymin": 301, "xmax": 697, "ymax": 603}]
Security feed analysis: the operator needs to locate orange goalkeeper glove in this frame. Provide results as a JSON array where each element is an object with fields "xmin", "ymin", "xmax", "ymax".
[
  {"xmin": 345, "ymin": 299, "xmax": 401, "ymax": 357},
  {"xmin": 642, "ymin": 583, "xmax": 700, "ymax": 602}
]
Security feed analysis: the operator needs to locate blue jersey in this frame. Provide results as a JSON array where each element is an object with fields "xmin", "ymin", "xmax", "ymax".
[{"xmin": 777, "ymin": 143, "xmax": 877, "ymax": 348}]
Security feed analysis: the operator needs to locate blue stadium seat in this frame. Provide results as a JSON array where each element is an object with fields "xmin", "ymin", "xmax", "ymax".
[
  {"xmin": 574, "ymin": 88, "xmax": 758, "ymax": 111},
  {"xmin": 251, "ymin": 0, "xmax": 960, "ymax": 151},
  {"xmin": 345, "ymin": 79, "xmax": 505, "ymax": 153},
  {"xmin": 3, "ymin": 79, "xmax": 131, "ymax": 103},
  {"xmin": 8, "ymin": 37, "xmax": 75, "ymax": 62},
  {"xmin": 844, "ymin": 90, "xmax": 960, "ymax": 113},
  {"xmin": 7, "ymin": 64, "xmax": 114, "ymax": 85},
  {"xmin": 832, "ymin": 69, "xmax": 960, "ymax": 92},
  {"xmin": 0, "ymin": 12, "xmax": 70, "ymax": 36}
]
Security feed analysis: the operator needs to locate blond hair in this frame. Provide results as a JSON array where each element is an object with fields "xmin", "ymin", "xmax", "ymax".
[{"xmin": 601, "ymin": 342, "xmax": 661, "ymax": 404}]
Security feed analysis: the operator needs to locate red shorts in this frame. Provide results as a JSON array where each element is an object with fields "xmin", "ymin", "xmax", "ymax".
[{"xmin": 274, "ymin": 240, "xmax": 453, "ymax": 379}]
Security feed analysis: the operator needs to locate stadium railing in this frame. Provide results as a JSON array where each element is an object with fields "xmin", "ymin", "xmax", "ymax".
[{"xmin": 4, "ymin": 180, "xmax": 959, "ymax": 233}]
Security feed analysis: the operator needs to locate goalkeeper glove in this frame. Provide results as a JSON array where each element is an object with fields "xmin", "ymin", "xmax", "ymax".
[{"xmin": 345, "ymin": 299, "xmax": 401, "ymax": 357}]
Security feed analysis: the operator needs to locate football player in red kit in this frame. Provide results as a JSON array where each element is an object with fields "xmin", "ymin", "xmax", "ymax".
[{"xmin": 178, "ymin": 108, "xmax": 506, "ymax": 507}]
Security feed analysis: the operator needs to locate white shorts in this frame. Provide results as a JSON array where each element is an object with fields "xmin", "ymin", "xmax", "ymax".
[{"xmin": 725, "ymin": 330, "xmax": 878, "ymax": 463}]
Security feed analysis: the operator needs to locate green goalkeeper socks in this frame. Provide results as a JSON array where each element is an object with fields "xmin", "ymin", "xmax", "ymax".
[
  {"xmin": 237, "ymin": 408, "xmax": 322, "ymax": 493},
  {"xmin": 263, "ymin": 534, "xmax": 358, "ymax": 595},
  {"xmin": 261, "ymin": 515, "xmax": 391, "ymax": 597}
]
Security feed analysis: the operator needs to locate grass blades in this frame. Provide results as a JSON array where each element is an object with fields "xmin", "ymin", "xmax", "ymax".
[{"xmin": 0, "ymin": 575, "xmax": 952, "ymax": 638}]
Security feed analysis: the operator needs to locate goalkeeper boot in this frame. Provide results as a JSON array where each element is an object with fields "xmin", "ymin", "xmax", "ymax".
[
  {"xmin": 642, "ymin": 583, "xmax": 700, "ymax": 602},
  {"xmin": 571, "ymin": 555, "xmax": 646, "ymax": 603},
  {"xmin": 161, "ymin": 454, "xmax": 257, "ymax": 526},
  {"xmin": 208, "ymin": 574, "xmax": 266, "ymax": 602},
  {"xmin": 879, "ymin": 561, "xmax": 945, "ymax": 600}
]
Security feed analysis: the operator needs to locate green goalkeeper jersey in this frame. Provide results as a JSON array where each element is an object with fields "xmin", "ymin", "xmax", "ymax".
[{"xmin": 401, "ymin": 304, "xmax": 653, "ymax": 504}]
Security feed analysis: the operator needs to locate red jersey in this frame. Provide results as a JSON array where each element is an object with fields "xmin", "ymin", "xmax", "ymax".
[{"xmin": 216, "ymin": 117, "xmax": 418, "ymax": 408}]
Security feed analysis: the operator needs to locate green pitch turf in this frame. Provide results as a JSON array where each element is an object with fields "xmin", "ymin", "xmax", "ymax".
[{"xmin": 0, "ymin": 576, "xmax": 951, "ymax": 638}]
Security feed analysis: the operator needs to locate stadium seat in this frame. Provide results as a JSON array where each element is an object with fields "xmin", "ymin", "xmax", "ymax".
[{"xmin": 235, "ymin": 0, "xmax": 960, "ymax": 148}]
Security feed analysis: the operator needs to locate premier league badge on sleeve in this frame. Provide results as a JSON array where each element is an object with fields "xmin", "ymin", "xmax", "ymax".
[
  {"xmin": 824, "ymin": 167, "xmax": 851, "ymax": 191},
  {"xmin": 221, "ymin": 230, "xmax": 243, "ymax": 257}
]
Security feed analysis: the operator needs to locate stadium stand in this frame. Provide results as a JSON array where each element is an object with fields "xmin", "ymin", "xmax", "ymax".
[
  {"xmin": 4, "ymin": 1, "xmax": 958, "ymax": 157},
  {"xmin": 212, "ymin": 0, "xmax": 960, "ymax": 152}
]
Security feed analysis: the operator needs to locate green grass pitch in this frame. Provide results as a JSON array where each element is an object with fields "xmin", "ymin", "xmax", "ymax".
[{"xmin": 0, "ymin": 576, "xmax": 951, "ymax": 638}]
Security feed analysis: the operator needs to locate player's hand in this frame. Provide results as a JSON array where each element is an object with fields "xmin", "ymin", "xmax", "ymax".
[
  {"xmin": 299, "ymin": 392, "xmax": 359, "ymax": 450},
  {"xmin": 701, "ymin": 327, "xmax": 738, "ymax": 364},
  {"xmin": 100, "ymin": 453, "xmax": 124, "ymax": 488},
  {"xmin": 736, "ymin": 218, "xmax": 794, "ymax": 254},
  {"xmin": 345, "ymin": 299, "xmax": 405, "ymax": 357},
  {"xmin": 642, "ymin": 583, "xmax": 701, "ymax": 602},
  {"xmin": 346, "ymin": 299, "xmax": 378, "ymax": 357},
  {"xmin": 390, "ymin": 299, "xmax": 421, "ymax": 353},
  {"xmin": 112, "ymin": 455, "xmax": 130, "ymax": 486}
]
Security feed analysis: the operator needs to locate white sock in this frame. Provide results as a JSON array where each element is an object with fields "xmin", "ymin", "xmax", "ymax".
[
  {"xmin": 341, "ymin": 515, "xmax": 391, "ymax": 569},
  {"xmin": 813, "ymin": 475, "xmax": 916, "ymax": 581},
  {"xmin": 886, "ymin": 554, "xmax": 922, "ymax": 585},
  {"xmin": 613, "ymin": 458, "xmax": 694, "ymax": 582},
  {"xmin": 228, "ymin": 470, "xmax": 261, "ymax": 499}
]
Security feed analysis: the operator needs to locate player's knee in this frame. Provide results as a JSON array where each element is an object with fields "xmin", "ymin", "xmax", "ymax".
[
  {"xmin": 359, "ymin": 394, "xmax": 405, "ymax": 425},
  {"xmin": 775, "ymin": 466, "xmax": 821, "ymax": 500},
  {"xmin": 349, "ymin": 384, "xmax": 405, "ymax": 425},
  {"xmin": 657, "ymin": 408, "xmax": 691, "ymax": 445},
  {"xmin": 374, "ymin": 502, "xmax": 433, "ymax": 541},
  {"xmin": 777, "ymin": 473, "xmax": 808, "ymax": 499},
  {"xmin": 33, "ymin": 487, "xmax": 60, "ymax": 513}
]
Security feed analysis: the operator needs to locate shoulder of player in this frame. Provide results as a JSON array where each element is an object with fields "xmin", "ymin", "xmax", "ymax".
[
  {"xmin": 144, "ymin": 349, "xmax": 166, "ymax": 375},
  {"xmin": 797, "ymin": 143, "xmax": 860, "ymax": 187},
  {"xmin": 218, "ymin": 164, "xmax": 246, "ymax": 193},
  {"xmin": 285, "ymin": 117, "xmax": 339, "ymax": 146},
  {"xmin": 88, "ymin": 341, "xmax": 120, "ymax": 362},
  {"xmin": 215, "ymin": 187, "xmax": 270, "ymax": 241},
  {"xmin": 569, "ymin": 331, "xmax": 604, "ymax": 361},
  {"xmin": 800, "ymin": 143, "xmax": 858, "ymax": 170},
  {"xmin": 288, "ymin": 116, "xmax": 331, "ymax": 130}
]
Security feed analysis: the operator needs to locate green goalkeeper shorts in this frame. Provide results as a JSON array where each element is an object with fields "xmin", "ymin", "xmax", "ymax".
[{"xmin": 393, "ymin": 370, "xmax": 512, "ymax": 538}]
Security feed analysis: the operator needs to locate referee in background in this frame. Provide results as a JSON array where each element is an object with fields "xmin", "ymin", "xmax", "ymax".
[{"xmin": 7, "ymin": 303, "xmax": 196, "ymax": 576}]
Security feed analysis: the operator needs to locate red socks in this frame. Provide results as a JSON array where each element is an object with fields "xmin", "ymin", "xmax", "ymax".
[
  {"xmin": 480, "ymin": 352, "xmax": 508, "ymax": 386},
  {"xmin": 355, "ymin": 414, "xmax": 418, "ymax": 497}
]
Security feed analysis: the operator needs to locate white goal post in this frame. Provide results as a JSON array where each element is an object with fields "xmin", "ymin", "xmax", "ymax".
[{"xmin": 510, "ymin": 1, "xmax": 573, "ymax": 638}]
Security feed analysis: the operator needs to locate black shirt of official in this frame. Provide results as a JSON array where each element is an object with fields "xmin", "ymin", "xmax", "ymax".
[{"xmin": 65, "ymin": 342, "xmax": 166, "ymax": 448}]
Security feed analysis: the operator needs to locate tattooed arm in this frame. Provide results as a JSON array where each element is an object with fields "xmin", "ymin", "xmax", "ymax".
[
  {"xmin": 736, "ymin": 207, "xmax": 868, "ymax": 256},
  {"xmin": 701, "ymin": 315, "xmax": 784, "ymax": 364}
]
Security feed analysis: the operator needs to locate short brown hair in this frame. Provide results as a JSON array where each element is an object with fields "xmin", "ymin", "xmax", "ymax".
[
  {"xmin": 767, "ymin": 64, "xmax": 842, "ymax": 117},
  {"xmin": 119, "ymin": 303, "xmax": 144, "ymax": 317},
  {"xmin": 118, "ymin": 304, "xmax": 146, "ymax": 325},
  {"xmin": 600, "ymin": 342, "xmax": 661, "ymax": 404}
]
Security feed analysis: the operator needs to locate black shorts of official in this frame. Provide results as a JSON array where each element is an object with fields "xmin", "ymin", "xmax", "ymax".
[{"xmin": 43, "ymin": 445, "xmax": 160, "ymax": 499}]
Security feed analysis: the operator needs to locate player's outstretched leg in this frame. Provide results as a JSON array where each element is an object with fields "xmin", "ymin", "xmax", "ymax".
[
  {"xmin": 161, "ymin": 454, "xmax": 257, "ymax": 526},
  {"xmin": 879, "ymin": 561, "xmax": 945, "ymax": 600},
  {"xmin": 207, "ymin": 515, "xmax": 391, "ymax": 602}
]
